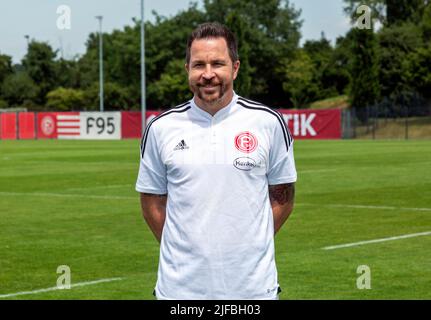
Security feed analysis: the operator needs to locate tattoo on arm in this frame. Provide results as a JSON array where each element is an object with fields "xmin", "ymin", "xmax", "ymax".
[{"xmin": 269, "ymin": 183, "xmax": 295, "ymax": 205}]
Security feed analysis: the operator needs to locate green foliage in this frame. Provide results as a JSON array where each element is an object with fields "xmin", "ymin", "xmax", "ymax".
[
  {"xmin": 46, "ymin": 87, "xmax": 86, "ymax": 111},
  {"xmin": 343, "ymin": 0, "xmax": 386, "ymax": 25},
  {"xmin": 386, "ymin": 0, "xmax": 427, "ymax": 25},
  {"xmin": 55, "ymin": 58, "xmax": 81, "ymax": 89},
  {"xmin": 1, "ymin": 72, "xmax": 39, "ymax": 108},
  {"xmin": 404, "ymin": 44, "xmax": 431, "ymax": 98},
  {"xmin": 378, "ymin": 23, "xmax": 423, "ymax": 97},
  {"xmin": 303, "ymin": 35, "xmax": 339, "ymax": 99},
  {"xmin": 22, "ymin": 41, "xmax": 57, "ymax": 104},
  {"xmin": 349, "ymin": 28, "xmax": 380, "ymax": 110},
  {"xmin": 278, "ymin": 50, "xmax": 318, "ymax": 107},
  {"xmin": 83, "ymin": 82, "xmax": 134, "ymax": 111},
  {"xmin": 0, "ymin": 99, "xmax": 8, "ymax": 109},
  {"xmin": 226, "ymin": 11, "xmax": 253, "ymax": 97},
  {"xmin": 1, "ymin": 0, "xmax": 429, "ymax": 111},
  {"xmin": 203, "ymin": 0, "xmax": 302, "ymax": 105},
  {"xmin": 147, "ymin": 59, "xmax": 191, "ymax": 108},
  {"xmin": 343, "ymin": 0, "xmax": 429, "ymax": 26},
  {"xmin": 0, "ymin": 53, "xmax": 13, "ymax": 87},
  {"xmin": 420, "ymin": 3, "xmax": 431, "ymax": 41}
]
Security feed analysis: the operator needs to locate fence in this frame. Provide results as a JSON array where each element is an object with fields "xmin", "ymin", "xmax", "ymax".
[{"xmin": 342, "ymin": 95, "xmax": 431, "ymax": 140}]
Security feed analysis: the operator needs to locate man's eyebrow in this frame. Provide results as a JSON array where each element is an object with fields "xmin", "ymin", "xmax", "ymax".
[{"xmin": 191, "ymin": 59, "xmax": 227, "ymax": 64}]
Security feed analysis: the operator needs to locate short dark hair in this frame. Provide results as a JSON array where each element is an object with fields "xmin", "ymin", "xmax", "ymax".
[{"xmin": 186, "ymin": 22, "xmax": 238, "ymax": 64}]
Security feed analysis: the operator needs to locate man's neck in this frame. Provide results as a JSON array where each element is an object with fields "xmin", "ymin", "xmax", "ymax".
[{"xmin": 194, "ymin": 90, "xmax": 235, "ymax": 116}]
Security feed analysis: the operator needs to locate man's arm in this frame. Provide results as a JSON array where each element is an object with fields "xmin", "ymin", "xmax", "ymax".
[
  {"xmin": 140, "ymin": 193, "xmax": 168, "ymax": 243},
  {"xmin": 269, "ymin": 183, "xmax": 295, "ymax": 235}
]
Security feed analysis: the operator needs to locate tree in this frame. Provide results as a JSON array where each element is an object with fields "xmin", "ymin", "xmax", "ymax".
[
  {"xmin": 404, "ymin": 44, "xmax": 431, "ymax": 98},
  {"xmin": 55, "ymin": 58, "xmax": 81, "ymax": 89},
  {"xmin": 303, "ymin": 34, "xmax": 339, "ymax": 99},
  {"xmin": 204, "ymin": 0, "xmax": 302, "ymax": 106},
  {"xmin": 77, "ymin": 3, "xmax": 206, "ymax": 109},
  {"xmin": 83, "ymin": 82, "xmax": 133, "ymax": 111},
  {"xmin": 46, "ymin": 87, "xmax": 86, "ymax": 111},
  {"xmin": 226, "ymin": 11, "xmax": 253, "ymax": 97},
  {"xmin": 343, "ymin": 0, "xmax": 386, "ymax": 25},
  {"xmin": 147, "ymin": 59, "xmax": 191, "ymax": 108},
  {"xmin": 1, "ymin": 72, "xmax": 39, "ymax": 108},
  {"xmin": 386, "ymin": 0, "xmax": 427, "ymax": 25},
  {"xmin": 22, "ymin": 41, "xmax": 57, "ymax": 104},
  {"xmin": 343, "ymin": 0, "xmax": 430, "ymax": 26},
  {"xmin": 349, "ymin": 28, "xmax": 380, "ymax": 112},
  {"xmin": 278, "ymin": 50, "xmax": 317, "ymax": 107},
  {"xmin": 421, "ymin": 2, "xmax": 431, "ymax": 41},
  {"xmin": 0, "ymin": 53, "xmax": 13, "ymax": 87},
  {"xmin": 378, "ymin": 23, "xmax": 423, "ymax": 97},
  {"xmin": 324, "ymin": 35, "xmax": 352, "ymax": 96}
]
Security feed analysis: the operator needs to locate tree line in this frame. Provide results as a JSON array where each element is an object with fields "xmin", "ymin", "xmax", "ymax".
[{"xmin": 0, "ymin": 0, "xmax": 430, "ymax": 112}]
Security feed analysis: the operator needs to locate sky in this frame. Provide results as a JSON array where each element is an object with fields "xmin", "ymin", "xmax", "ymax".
[{"xmin": 0, "ymin": 0, "xmax": 352, "ymax": 64}]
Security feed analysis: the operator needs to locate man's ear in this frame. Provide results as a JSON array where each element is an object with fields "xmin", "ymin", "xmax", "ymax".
[
  {"xmin": 232, "ymin": 60, "xmax": 240, "ymax": 80},
  {"xmin": 185, "ymin": 63, "xmax": 189, "ymax": 74}
]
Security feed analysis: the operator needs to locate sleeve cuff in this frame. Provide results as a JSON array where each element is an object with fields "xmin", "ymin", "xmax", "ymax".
[{"xmin": 135, "ymin": 184, "xmax": 167, "ymax": 195}]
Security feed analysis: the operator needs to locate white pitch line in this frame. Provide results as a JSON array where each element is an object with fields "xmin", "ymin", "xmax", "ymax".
[
  {"xmin": 298, "ymin": 203, "xmax": 431, "ymax": 212},
  {"xmin": 322, "ymin": 231, "xmax": 431, "ymax": 250},
  {"xmin": 0, "ymin": 277, "xmax": 124, "ymax": 299},
  {"xmin": 299, "ymin": 169, "xmax": 337, "ymax": 174},
  {"xmin": 0, "ymin": 191, "xmax": 135, "ymax": 200},
  {"xmin": 66, "ymin": 184, "xmax": 132, "ymax": 192}
]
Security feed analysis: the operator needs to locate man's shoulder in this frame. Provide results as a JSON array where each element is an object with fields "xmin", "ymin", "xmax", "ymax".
[
  {"xmin": 149, "ymin": 101, "xmax": 192, "ymax": 129},
  {"xmin": 236, "ymin": 96, "xmax": 283, "ymax": 125}
]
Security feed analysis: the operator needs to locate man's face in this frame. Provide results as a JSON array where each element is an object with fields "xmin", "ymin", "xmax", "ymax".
[{"xmin": 186, "ymin": 37, "xmax": 240, "ymax": 106}]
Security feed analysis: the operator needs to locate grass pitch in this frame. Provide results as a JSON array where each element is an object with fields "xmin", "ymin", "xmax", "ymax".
[{"xmin": 0, "ymin": 139, "xmax": 430, "ymax": 299}]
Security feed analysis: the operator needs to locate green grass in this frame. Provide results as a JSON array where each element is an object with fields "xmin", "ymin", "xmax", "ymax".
[
  {"xmin": 0, "ymin": 139, "xmax": 430, "ymax": 299},
  {"xmin": 309, "ymin": 95, "xmax": 349, "ymax": 109}
]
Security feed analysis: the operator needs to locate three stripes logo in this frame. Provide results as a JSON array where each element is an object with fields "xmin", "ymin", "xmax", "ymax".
[{"xmin": 173, "ymin": 140, "xmax": 189, "ymax": 151}]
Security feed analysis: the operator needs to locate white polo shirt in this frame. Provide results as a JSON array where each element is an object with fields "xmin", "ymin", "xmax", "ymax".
[{"xmin": 136, "ymin": 92, "xmax": 297, "ymax": 300}]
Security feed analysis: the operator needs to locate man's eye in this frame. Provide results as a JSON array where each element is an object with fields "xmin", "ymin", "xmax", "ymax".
[{"xmin": 194, "ymin": 63, "xmax": 204, "ymax": 68}]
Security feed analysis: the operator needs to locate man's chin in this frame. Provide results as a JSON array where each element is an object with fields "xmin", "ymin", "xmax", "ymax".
[{"xmin": 198, "ymin": 92, "xmax": 222, "ymax": 104}]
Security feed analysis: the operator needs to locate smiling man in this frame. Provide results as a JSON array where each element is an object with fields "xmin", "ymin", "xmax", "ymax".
[{"xmin": 136, "ymin": 22, "xmax": 297, "ymax": 300}]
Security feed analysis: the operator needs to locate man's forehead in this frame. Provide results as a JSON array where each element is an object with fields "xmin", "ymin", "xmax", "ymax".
[{"xmin": 190, "ymin": 37, "xmax": 229, "ymax": 59}]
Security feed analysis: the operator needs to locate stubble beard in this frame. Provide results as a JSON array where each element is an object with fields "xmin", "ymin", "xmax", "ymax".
[{"xmin": 194, "ymin": 82, "xmax": 228, "ymax": 107}]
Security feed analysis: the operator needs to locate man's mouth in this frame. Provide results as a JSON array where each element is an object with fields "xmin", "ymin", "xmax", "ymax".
[{"xmin": 200, "ymin": 84, "xmax": 219, "ymax": 88}]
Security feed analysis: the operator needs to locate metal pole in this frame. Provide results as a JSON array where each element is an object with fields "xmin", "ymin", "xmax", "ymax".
[
  {"xmin": 141, "ymin": 0, "xmax": 147, "ymax": 134},
  {"xmin": 96, "ymin": 16, "xmax": 104, "ymax": 112}
]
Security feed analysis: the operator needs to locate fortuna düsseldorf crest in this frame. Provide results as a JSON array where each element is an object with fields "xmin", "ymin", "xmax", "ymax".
[
  {"xmin": 235, "ymin": 131, "xmax": 258, "ymax": 153},
  {"xmin": 41, "ymin": 115, "xmax": 55, "ymax": 136}
]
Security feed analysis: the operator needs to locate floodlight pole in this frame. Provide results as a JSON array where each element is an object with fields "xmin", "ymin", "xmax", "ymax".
[
  {"xmin": 96, "ymin": 15, "xmax": 104, "ymax": 112},
  {"xmin": 141, "ymin": 0, "xmax": 147, "ymax": 134}
]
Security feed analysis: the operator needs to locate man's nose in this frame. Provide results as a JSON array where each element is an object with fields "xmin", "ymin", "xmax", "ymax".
[{"xmin": 202, "ymin": 64, "xmax": 215, "ymax": 80}]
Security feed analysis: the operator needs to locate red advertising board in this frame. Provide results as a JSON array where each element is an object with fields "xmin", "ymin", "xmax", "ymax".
[
  {"xmin": 37, "ymin": 112, "xmax": 57, "ymax": 139},
  {"xmin": 0, "ymin": 113, "xmax": 17, "ymax": 140},
  {"xmin": 120, "ymin": 109, "xmax": 341, "ymax": 140},
  {"xmin": 18, "ymin": 112, "xmax": 35, "ymax": 139},
  {"xmin": 36, "ymin": 112, "xmax": 80, "ymax": 139},
  {"xmin": 279, "ymin": 108, "xmax": 341, "ymax": 139},
  {"xmin": 1, "ymin": 108, "xmax": 342, "ymax": 140},
  {"xmin": 120, "ymin": 111, "xmax": 161, "ymax": 139}
]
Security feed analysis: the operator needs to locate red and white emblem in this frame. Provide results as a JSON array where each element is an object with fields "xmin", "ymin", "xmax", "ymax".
[
  {"xmin": 41, "ymin": 115, "xmax": 55, "ymax": 136},
  {"xmin": 235, "ymin": 131, "xmax": 258, "ymax": 153}
]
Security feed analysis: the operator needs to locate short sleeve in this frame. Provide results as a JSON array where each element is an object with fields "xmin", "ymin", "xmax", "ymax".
[
  {"xmin": 135, "ymin": 123, "xmax": 167, "ymax": 194},
  {"xmin": 267, "ymin": 117, "xmax": 297, "ymax": 185}
]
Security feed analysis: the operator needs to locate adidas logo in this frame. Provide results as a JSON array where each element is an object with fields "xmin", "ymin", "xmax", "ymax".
[{"xmin": 173, "ymin": 139, "xmax": 189, "ymax": 151}]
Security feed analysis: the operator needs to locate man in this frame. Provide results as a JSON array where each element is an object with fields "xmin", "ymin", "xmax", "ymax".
[{"xmin": 136, "ymin": 22, "xmax": 297, "ymax": 300}]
